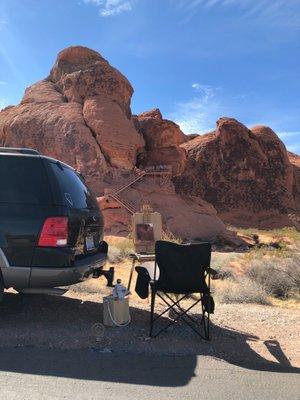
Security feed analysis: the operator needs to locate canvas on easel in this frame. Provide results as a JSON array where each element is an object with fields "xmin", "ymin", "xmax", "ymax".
[
  {"xmin": 136, "ymin": 223, "xmax": 155, "ymax": 243},
  {"xmin": 133, "ymin": 203, "xmax": 162, "ymax": 254}
]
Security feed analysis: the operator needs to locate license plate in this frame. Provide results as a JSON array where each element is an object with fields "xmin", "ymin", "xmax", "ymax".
[{"xmin": 85, "ymin": 236, "xmax": 95, "ymax": 251}]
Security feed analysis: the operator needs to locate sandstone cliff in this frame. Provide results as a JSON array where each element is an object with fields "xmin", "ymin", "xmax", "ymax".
[
  {"xmin": 0, "ymin": 46, "xmax": 229, "ymax": 241},
  {"xmin": 174, "ymin": 118, "xmax": 299, "ymax": 228},
  {"xmin": 133, "ymin": 109, "xmax": 187, "ymax": 176},
  {"xmin": 0, "ymin": 46, "xmax": 298, "ymax": 234}
]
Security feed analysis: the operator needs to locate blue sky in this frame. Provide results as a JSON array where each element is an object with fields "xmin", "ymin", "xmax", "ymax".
[{"xmin": 0, "ymin": 0, "xmax": 299, "ymax": 153}]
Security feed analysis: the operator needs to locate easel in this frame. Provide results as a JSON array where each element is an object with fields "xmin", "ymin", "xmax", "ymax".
[{"xmin": 128, "ymin": 203, "xmax": 162, "ymax": 290}]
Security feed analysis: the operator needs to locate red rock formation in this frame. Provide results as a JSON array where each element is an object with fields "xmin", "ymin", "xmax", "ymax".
[
  {"xmin": 288, "ymin": 152, "xmax": 300, "ymax": 228},
  {"xmin": 134, "ymin": 109, "xmax": 187, "ymax": 176},
  {"xmin": 98, "ymin": 179, "xmax": 226, "ymax": 240},
  {"xmin": 1, "ymin": 45, "xmax": 296, "ymax": 234},
  {"xmin": 175, "ymin": 118, "xmax": 298, "ymax": 228},
  {"xmin": 0, "ymin": 80, "xmax": 108, "ymax": 194},
  {"xmin": 0, "ymin": 46, "xmax": 228, "ymax": 241},
  {"xmin": 0, "ymin": 47, "xmax": 144, "ymax": 194}
]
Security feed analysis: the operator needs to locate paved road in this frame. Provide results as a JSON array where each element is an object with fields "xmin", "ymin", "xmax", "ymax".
[{"xmin": 0, "ymin": 347, "xmax": 299, "ymax": 400}]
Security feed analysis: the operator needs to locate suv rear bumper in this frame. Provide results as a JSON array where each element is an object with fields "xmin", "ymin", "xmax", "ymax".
[{"xmin": 1, "ymin": 251, "xmax": 107, "ymax": 289}]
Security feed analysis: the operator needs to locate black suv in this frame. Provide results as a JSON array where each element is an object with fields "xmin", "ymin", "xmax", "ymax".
[{"xmin": 0, "ymin": 148, "xmax": 112, "ymax": 301}]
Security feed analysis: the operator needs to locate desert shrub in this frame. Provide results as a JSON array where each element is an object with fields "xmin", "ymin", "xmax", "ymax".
[
  {"xmin": 270, "ymin": 227, "xmax": 300, "ymax": 242},
  {"xmin": 230, "ymin": 226, "xmax": 300, "ymax": 241},
  {"xmin": 106, "ymin": 237, "xmax": 134, "ymax": 263},
  {"xmin": 108, "ymin": 246, "xmax": 122, "ymax": 264},
  {"xmin": 115, "ymin": 237, "xmax": 134, "ymax": 257},
  {"xmin": 162, "ymin": 230, "xmax": 182, "ymax": 244},
  {"xmin": 215, "ymin": 277, "xmax": 270, "ymax": 305},
  {"xmin": 210, "ymin": 252, "xmax": 238, "ymax": 279},
  {"xmin": 247, "ymin": 257, "xmax": 300, "ymax": 299}
]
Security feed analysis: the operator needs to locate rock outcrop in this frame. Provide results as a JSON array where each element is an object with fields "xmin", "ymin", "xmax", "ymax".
[
  {"xmin": 175, "ymin": 118, "xmax": 298, "ymax": 228},
  {"xmin": 288, "ymin": 152, "xmax": 300, "ymax": 228},
  {"xmin": 100, "ymin": 179, "xmax": 226, "ymax": 240},
  {"xmin": 134, "ymin": 109, "xmax": 187, "ymax": 176},
  {"xmin": 1, "ymin": 46, "xmax": 298, "ymax": 233},
  {"xmin": 0, "ymin": 47, "xmax": 145, "ymax": 194},
  {"xmin": 0, "ymin": 46, "xmax": 228, "ymax": 241}
]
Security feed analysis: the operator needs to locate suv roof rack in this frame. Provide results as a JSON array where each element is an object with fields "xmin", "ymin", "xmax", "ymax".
[{"xmin": 0, "ymin": 147, "xmax": 40, "ymax": 155}]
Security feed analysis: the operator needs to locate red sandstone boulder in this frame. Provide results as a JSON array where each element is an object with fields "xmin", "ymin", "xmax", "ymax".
[
  {"xmin": 0, "ymin": 83, "xmax": 108, "ymax": 194},
  {"xmin": 288, "ymin": 152, "xmax": 300, "ymax": 228},
  {"xmin": 0, "ymin": 46, "xmax": 144, "ymax": 194},
  {"xmin": 99, "ymin": 179, "xmax": 227, "ymax": 240},
  {"xmin": 83, "ymin": 97, "xmax": 144, "ymax": 169},
  {"xmin": 49, "ymin": 46, "xmax": 133, "ymax": 118},
  {"xmin": 175, "ymin": 118, "xmax": 298, "ymax": 228},
  {"xmin": 1, "ymin": 45, "xmax": 297, "ymax": 236},
  {"xmin": 134, "ymin": 108, "xmax": 187, "ymax": 176},
  {"xmin": 135, "ymin": 109, "xmax": 186, "ymax": 149},
  {"xmin": 137, "ymin": 146, "xmax": 186, "ymax": 176},
  {"xmin": 0, "ymin": 46, "xmax": 229, "ymax": 241}
]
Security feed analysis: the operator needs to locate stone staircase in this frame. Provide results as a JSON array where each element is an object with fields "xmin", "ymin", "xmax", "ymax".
[
  {"xmin": 108, "ymin": 166, "xmax": 172, "ymax": 215},
  {"xmin": 109, "ymin": 192, "xmax": 137, "ymax": 214}
]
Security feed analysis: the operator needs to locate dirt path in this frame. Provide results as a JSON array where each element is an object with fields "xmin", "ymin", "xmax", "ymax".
[{"xmin": 1, "ymin": 280, "xmax": 299, "ymax": 371}]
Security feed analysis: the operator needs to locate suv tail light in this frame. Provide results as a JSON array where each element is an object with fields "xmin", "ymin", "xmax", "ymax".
[{"xmin": 38, "ymin": 217, "xmax": 68, "ymax": 247}]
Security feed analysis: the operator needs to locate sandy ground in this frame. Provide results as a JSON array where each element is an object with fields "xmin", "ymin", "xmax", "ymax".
[{"xmin": 0, "ymin": 259, "xmax": 299, "ymax": 372}]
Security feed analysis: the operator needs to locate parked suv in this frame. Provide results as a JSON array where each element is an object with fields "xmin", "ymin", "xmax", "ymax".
[{"xmin": 0, "ymin": 148, "xmax": 112, "ymax": 301}]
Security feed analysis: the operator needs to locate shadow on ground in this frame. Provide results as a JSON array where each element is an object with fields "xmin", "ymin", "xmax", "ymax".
[{"xmin": 0, "ymin": 292, "xmax": 298, "ymax": 387}]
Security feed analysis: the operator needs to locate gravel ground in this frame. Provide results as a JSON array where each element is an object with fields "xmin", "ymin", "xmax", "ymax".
[{"xmin": 0, "ymin": 280, "xmax": 299, "ymax": 371}]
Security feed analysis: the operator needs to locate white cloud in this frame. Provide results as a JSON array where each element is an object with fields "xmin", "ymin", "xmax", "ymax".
[
  {"xmin": 278, "ymin": 131, "xmax": 300, "ymax": 139},
  {"xmin": 169, "ymin": 83, "xmax": 220, "ymax": 133},
  {"xmin": 0, "ymin": 81, "xmax": 6, "ymax": 85},
  {"xmin": 176, "ymin": 0, "xmax": 300, "ymax": 27},
  {"xmin": 192, "ymin": 83, "xmax": 215, "ymax": 99},
  {"xmin": 83, "ymin": 0, "xmax": 134, "ymax": 17}
]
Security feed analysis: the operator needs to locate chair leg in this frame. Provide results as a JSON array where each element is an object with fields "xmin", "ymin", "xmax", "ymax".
[
  {"xmin": 150, "ymin": 290, "xmax": 156, "ymax": 338},
  {"xmin": 200, "ymin": 295, "xmax": 211, "ymax": 341},
  {"xmin": 200, "ymin": 298, "xmax": 205, "ymax": 325},
  {"xmin": 205, "ymin": 289, "xmax": 211, "ymax": 340},
  {"xmin": 206, "ymin": 311, "xmax": 210, "ymax": 340}
]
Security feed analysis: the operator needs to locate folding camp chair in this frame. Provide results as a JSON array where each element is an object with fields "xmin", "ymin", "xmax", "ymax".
[{"xmin": 148, "ymin": 240, "xmax": 212, "ymax": 340}]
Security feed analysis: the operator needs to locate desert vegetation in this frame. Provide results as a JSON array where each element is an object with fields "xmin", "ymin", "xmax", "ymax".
[
  {"xmin": 104, "ymin": 228, "xmax": 300, "ymax": 307},
  {"xmin": 210, "ymin": 227, "xmax": 300, "ymax": 305}
]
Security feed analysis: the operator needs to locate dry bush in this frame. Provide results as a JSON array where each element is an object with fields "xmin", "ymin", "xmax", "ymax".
[
  {"xmin": 246, "ymin": 256, "xmax": 300, "ymax": 299},
  {"xmin": 211, "ymin": 252, "xmax": 239, "ymax": 279},
  {"xmin": 106, "ymin": 236, "xmax": 134, "ymax": 263},
  {"xmin": 162, "ymin": 230, "xmax": 182, "ymax": 244},
  {"xmin": 107, "ymin": 246, "xmax": 122, "ymax": 264},
  {"xmin": 215, "ymin": 277, "xmax": 270, "ymax": 305}
]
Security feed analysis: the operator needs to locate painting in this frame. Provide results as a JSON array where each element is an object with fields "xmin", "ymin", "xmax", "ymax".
[{"xmin": 136, "ymin": 223, "xmax": 155, "ymax": 243}]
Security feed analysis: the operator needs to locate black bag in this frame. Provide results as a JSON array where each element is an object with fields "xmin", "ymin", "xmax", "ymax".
[
  {"xmin": 135, "ymin": 266, "xmax": 151, "ymax": 299},
  {"xmin": 202, "ymin": 294, "xmax": 215, "ymax": 314}
]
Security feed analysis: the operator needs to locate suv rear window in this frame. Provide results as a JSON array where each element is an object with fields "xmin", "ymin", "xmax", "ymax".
[
  {"xmin": 0, "ymin": 155, "xmax": 52, "ymax": 205},
  {"xmin": 49, "ymin": 161, "xmax": 97, "ymax": 209}
]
